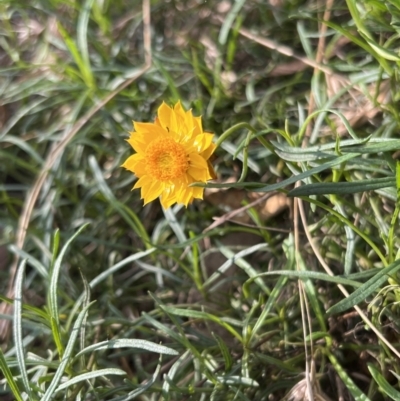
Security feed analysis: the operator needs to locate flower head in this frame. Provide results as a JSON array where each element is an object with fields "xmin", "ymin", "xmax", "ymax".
[{"xmin": 122, "ymin": 101, "xmax": 216, "ymax": 209}]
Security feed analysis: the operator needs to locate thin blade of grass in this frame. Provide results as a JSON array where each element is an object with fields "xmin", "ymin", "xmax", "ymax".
[
  {"xmin": 327, "ymin": 258, "xmax": 400, "ymax": 315},
  {"xmin": 218, "ymin": 0, "xmax": 247, "ymax": 45},
  {"xmin": 368, "ymin": 364, "xmax": 400, "ymax": 400},
  {"xmin": 13, "ymin": 259, "xmax": 34, "ymax": 400},
  {"xmin": 77, "ymin": 0, "xmax": 96, "ymax": 86},
  {"xmin": 254, "ymin": 153, "xmax": 360, "ymax": 193},
  {"xmin": 8, "ymin": 245, "xmax": 48, "ymax": 279},
  {"xmin": 57, "ymin": 21, "xmax": 94, "ymax": 88},
  {"xmin": 160, "ymin": 305, "xmax": 243, "ymax": 342},
  {"xmin": 326, "ymin": 349, "xmax": 371, "ymax": 400},
  {"xmin": 162, "ymin": 350, "xmax": 190, "ymax": 400},
  {"xmin": 48, "ymin": 224, "xmax": 89, "ymax": 358},
  {"xmin": 55, "ymin": 368, "xmax": 126, "ymax": 393},
  {"xmin": 65, "ymin": 247, "xmax": 156, "ymax": 332},
  {"xmin": 109, "ymin": 355, "xmax": 162, "ymax": 401},
  {"xmin": 41, "ymin": 301, "xmax": 95, "ymax": 401},
  {"xmin": 212, "ymin": 332, "xmax": 233, "ymax": 372},
  {"xmin": 0, "ymin": 348, "xmax": 24, "ymax": 401},
  {"xmin": 75, "ymin": 339, "xmax": 179, "ymax": 358},
  {"xmin": 288, "ymin": 177, "xmax": 395, "ymax": 197},
  {"xmin": 88, "ymin": 155, "xmax": 150, "ymax": 246},
  {"xmin": 204, "ymin": 242, "xmax": 270, "ymax": 294},
  {"xmin": 245, "ymin": 270, "xmax": 362, "ymax": 288}
]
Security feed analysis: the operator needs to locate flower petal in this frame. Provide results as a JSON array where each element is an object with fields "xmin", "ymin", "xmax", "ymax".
[
  {"xmin": 155, "ymin": 102, "xmax": 171, "ymax": 129},
  {"xmin": 200, "ymin": 141, "xmax": 216, "ymax": 160},
  {"xmin": 142, "ymin": 180, "xmax": 165, "ymax": 205},
  {"xmin": 191, "ymin": 186, "xmax": 204, "ymax": 199},
  {"xmin": 189, "ymin": 152, "xmax": 208, "ymax": 169},
  {"xmin": 179, "ymin": 187, "xmax": 194, "ymax": 206},
  {"xmin": 188, "ymin": 166, "xmax": 208, "ymax": 182},
  {"xmin": 160, "ymin": 187, "xmax": 177, "ymax": 209},
  {"xmin": 122, "ymin": 100, "xmax": 216, "ymax": 208},
  {"xmin": 194, "ymin": 133, "xmax": 214, "ymax": 152},
  {"xmin": 157, "ymin": 102, "xmax": 178, "ymax": 132},
  {"xmin": 193, "ymin": 116, "xmax": 202, "ymax": 136},
  {"xmin": 207, "ymin": 160, "xmax": 217, "ymax": 180},
  {"xmin": 122, "ymin": 154, "xmax": 142, "ymax": 172},
  {"xmin": 133, "ymin": 175, "xmax": 152, "ymax": 189}
]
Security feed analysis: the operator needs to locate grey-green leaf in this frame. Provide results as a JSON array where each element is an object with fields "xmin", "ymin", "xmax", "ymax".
[
  {"xmin": 254, "ymin": 153, "xmax": 360, "ymax": 193},
  {"xmin": 288, "ymin": 177, "xmax": 395, "ymax": 197},
  {"xmin": 327, "ymin": 259, "xmax": 400, "ymax": 315},
  {"xmin": 368, "ymin": 364, "xmax": 400, "ymax": 400},
  {"xmin": 55, "ymin": 368, "xmax": 126, "ymax": 392},
  {"xmin": 76, "ymin": 339, "xmax": 179, "ymax": 358}
]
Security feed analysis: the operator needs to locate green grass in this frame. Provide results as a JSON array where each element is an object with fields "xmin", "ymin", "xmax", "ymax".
[{"xmin": 2, "ymin": 0, "xmax": 400, "ymax": 399}]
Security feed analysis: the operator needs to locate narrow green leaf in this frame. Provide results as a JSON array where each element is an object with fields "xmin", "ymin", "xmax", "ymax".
[
  {"xmin": 326, "ymin": 349, "xmax": 371, "ymax": 400},
  {"xmin": 213, "ymin": 332, "xmax": 233, "ymax": 371},
  {"xmin": 89, "ymin": 155, "xmax": 150, "ymax": 246},
  {"xmin": 368, "ymin": 364, "xmax": 400, "ymax": 400},
  {"xmin": 204, "ymin": 243, "xmax": 269, "ymax": 294},
  {"xmin": 341, "ymin": 140, "xmax": 400, "ymax": 154},
  {"xmin": 13, "ymin": 259, "xmax": 33, "ymax": 400},
  {"xmin": 142, "ymin": 312, "xmax": 185, "ymax": 344},
  {"xmin": 162, "ymin": 350, "xmax": 190, "ymax": 399},
  {"xmin": 88, "ymin": 248, "xmax": 156, "ymax": 289},
  {"xmin": 153, "ymin": 59, "xmax": 181, "ymax": 101},
  {"xmin": 272, "ymin": 137, "xmax": 370, "ymax": 158},
  {"xmin": 247, "ymin": 276, "xmax": 287, "ymax": 344},
  {"xmin": 345, "ymin": 0, "xmax": 392, "ymax": 73},
  {"xmin": 387, "ymin": 0, "xmax": 400, "ymax": 10},
  {"xmin": 255, "ymin": 352, "xmax": 301, "ymax": 373},
  {"xmin": 245, "ymin": 270, "xmax": 362, "ymax": 288},
  {"xmin": 56, "ymin": 22, "xmax": 94, "ymax": 87},
  {"xmin": 275, "ymin": 138, "xmax": 400, "ymax": 160},
  {"xmin": 75, "ymin": 339, "xmax": 179, "ymax": 358},
  {"xmin": 0, "ymin": 348, "xmax": 24, "ymax": 401},
  {"xmin": 247, "ymin": 235, "xmax": 295, "ymax": 343},
  {"xmin": 288, "ymin": 177, "xmax": 395, "ymax": 197},
  {"xmin": 359, "ymin": 31, "xmax": 400, "ymax": 61},
  {"xmin": 79, "ymin": 269, "xmax": 91, "ymax": 370},
  {"xmin": 67, "ymin": 248, "xmax": 157, "ymax": 333},
  {"xmin": 2, "ymin": 135, "xmax": 43, "ymax": 164},
  {"xmin": 0, "ymin": 98, "xmax": 49, "ymax": 139},
  {"xmin": 327, "ymin": 259, "xmax": 400, "ymax": 315},
  {"xmin": 160, "ymin": 305, "xmax": 243, "ymax": 342},
  {"xmin": 50, "ymin": 229, "xmax": 60, "ymax": 276},
  {"xmin": 9, "ymin": 245, "xmax": 48, "ymax": 279},
  {"xmin": 346, "ymin": 268, "xmax": 382, "ymax": 281},
  {"xmin": 41, "ymin": 301, "xmax": 95, "ymax": 401},
  {"xmin": 193, "ymin": 181, "xmax": 264, "ymax": 189},
  {"xmin": 218, "ymin": 0, "xmax": 247, "ymax": 45},
  {"xmin": 108, "ymin": 356, "xmax": 162, "ymax": 401},
  {"xmin": 77, "ymin": 0, "xmax": 95, "ymax": 85},
  {"xmin": 254, "ymin": 153, "xmax": 360, "ymax": 193},
  {"xmin": 296, "ymin": 196, "xmax": 387, "ymax": 265},
  {"xmin": 50, "ymin": 315, "xmax": 65, "ymax": 360},
  {"xmin": 48, "ymin": 224, "xmax": 89, "ymax": 358},
  {"xmin": 163, "ymin": 207, "xmax": 188, "ymax": 244},
  {"xmin": 190, "ymin": 48, "xmax": 213, "ymax": 94},
  {"xmin": 299, "ymin": 108, "xmax": 361, "ymax": 142},
  {"xmin": 216, "ymin": 376, "xmax": 259, "ymax": 387},
  {"xmin": 0, "ymin": 293, "xmax": 50, "ymax": 326},
  {"xmin": 55, "ymin": 368, "xmax": 126, "ymax": 392}
]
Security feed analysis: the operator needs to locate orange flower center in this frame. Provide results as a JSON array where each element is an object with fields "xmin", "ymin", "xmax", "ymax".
[{"xmin": 145, "ymin": 137, "xmax": 189, "ymax": 181}]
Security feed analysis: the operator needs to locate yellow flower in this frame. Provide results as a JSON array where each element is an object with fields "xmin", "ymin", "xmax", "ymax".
[{"xmin": 122, "ymin": 101, "xmax": 216, "ymax": 209}]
